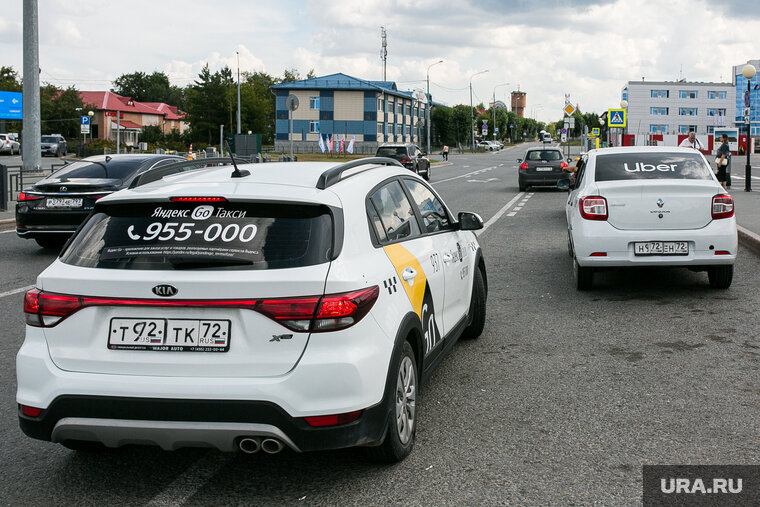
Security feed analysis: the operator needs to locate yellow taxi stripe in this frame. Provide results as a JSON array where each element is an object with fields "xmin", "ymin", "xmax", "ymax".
[{"xmin": 382, "ymin": 243, "xmax": 427, "ymax": 319}]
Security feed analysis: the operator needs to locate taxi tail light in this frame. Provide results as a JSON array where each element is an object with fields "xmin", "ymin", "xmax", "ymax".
[
  {"xmin": 18, "ymin": 192, "xmax": 43, "ymax": 201},
  {"xmin": 304, "ymin": 410, "xmax": 363, "ymax": 427},
  {"xmin": 579, "ymin": 196, "xmax": 608, "ymax": 221},
  {"xmin": 24, "ymin": 289, "xmax": 82, "ymax": 327},
  {"xmin": 20, "ymin": 405, "xmax": 42, "ymax": 418},
  {"xmin": 711, "ymin": 194, "xmax": 734, "ymax": 219},
  {"xmin": 519, "ymin": 161, "xmax": 529, "ymax": 171}
]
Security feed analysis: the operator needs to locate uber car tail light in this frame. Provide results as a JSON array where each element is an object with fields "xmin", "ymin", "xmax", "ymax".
[
  {"xmin": 519, "ymin": 161, "xmax": 529, "ymax": 171},
  {"xmin": 304, "ymin": 410, "xmax": 363, "ymax": 427},
  {"xmin": 579, "ymin": 196, "xmax": 608, "ymax": 221},
  {"xmin": 711, "ymin": 194, "xmax": 734, "ymax": 219},
  {"xmin": 18, "ymin": 192, "xmax": 43, "ymax": 201},
  {"xmin": 400, "ymin": 157, "xmax": 412, "ymax": 163}
]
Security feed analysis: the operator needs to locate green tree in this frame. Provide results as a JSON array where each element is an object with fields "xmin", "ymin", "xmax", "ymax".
[
  {"xmin": 306, "ymin": 69, "xmax": 317, "ymax": 79},
  {"xmin": 0, "ymin": 66, "xmax": 22, "ymax": 92},
  {"xmin": 430, "ymin": 105, "xmax": 453, "ymax": 147},
  {"xmin": 281, "ymin": 69, "xmax": 301, "ymax": 83},
  {"xmin": 140, "ymin": 125, "xmax": 163, "ymax": 144},
  {"xmin": 451, "ymin": 105, "xmax": 471, "ymax": 147},
  {"xmin": 113, "ymin": 71, "xmax": 185, "ymax": 107},
  {"xmin": 240, "ymin": 71, "xmax": 276, "ymax": 144},
  {"xmin": 185, "ymin": 64, "xmax": 234, "ymax": 144},
  {"xmin": 40, "ymin": 84, "xmax": 83, "ymax": 139}
]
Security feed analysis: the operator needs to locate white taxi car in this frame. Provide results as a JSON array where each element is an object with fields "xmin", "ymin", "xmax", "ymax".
[
  {"xmin": 564, "ymin": 147, "xmax": 736, "ymax": 290},
  {"xmin": 17, "ymin": 156, "xmax": 488, "ymax": 463}
]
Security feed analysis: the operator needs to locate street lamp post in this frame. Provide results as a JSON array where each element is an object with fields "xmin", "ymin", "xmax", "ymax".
[
  {"xmin": 492, "ymin": 82, "xmax": 509, "ymax": 141},
  {"xmin": 469, "ymin": 70, "xmax": 489, "ymax": 150},
  {"xmin": 742, "ymin": 64, "xmax": 756, "ymax": 191},
  {"xmin": 620, "ymin": 99, "xmax": 628, "ymax": 147},
  {"xmin": 426, "ymin": 59, "xmax": 443, "ymax": 155},
  {"xmin": 88, "ymin": 110, "xmax": 94, "ymax": 144}
]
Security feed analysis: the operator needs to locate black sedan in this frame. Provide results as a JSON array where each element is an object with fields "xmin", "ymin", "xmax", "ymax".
[
  {"xmin": 375, "ymin": 143, "xmax": 431, "ymax": 180},
  {"xmin": 517, "ymin": 148, "xmax": 570, "ymax": 192},
  {"xmin": 16, "ymin": 154, "xmax": 184, "ymax": 249}
]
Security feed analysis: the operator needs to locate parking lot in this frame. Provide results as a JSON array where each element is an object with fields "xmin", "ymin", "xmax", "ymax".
[{"xmin": 1, "ymin": 145, "xmax": 759, "ymax": 505}]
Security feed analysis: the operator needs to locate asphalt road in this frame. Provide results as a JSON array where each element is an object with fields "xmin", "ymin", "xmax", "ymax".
[{"xmin": 1, "ymin": 144, "xmax": 759, "ymax": 505}]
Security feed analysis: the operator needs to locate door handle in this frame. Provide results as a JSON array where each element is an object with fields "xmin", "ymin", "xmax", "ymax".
[
  {"xmin": 442, "ymin": 253, "xmax": 453, "ymax": 264},
  {"xmin": 401, "ymin": 267, "xmax": 417, "ymax": 286}
]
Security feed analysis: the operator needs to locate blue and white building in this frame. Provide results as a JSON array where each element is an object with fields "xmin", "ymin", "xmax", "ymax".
[
  {"xmin": 732, "ymin": 59, "xmax": 760, "ymax": 137},
  {"xmin": 271, "ymin": 73, "xmax": 432, "ymax": 153}
]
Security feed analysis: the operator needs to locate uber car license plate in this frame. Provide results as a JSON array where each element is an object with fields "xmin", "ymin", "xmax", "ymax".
[
  {"xmin": 46, "ymin": 197, "xmax": 83, "ymax": 208},
  {"xmin": 536, "ymin": 166, "xmax": 553, "ymax": 172},
  {"xmin": 634, "ymin": 241, "xmax": 689, "ymax": 255},
  {"xmin": 108, "ymin": 318, "xmax": 231, "ymax": 352}
]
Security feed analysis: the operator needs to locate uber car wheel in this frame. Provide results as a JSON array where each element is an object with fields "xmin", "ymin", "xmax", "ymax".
[
  {"xmin": 574, "ymin": 258, "xmax": 593, "ymax": 290},
  {"xmin": 365, "ymin": 340, "xmax": 417, "ymax": 463},
  {"xmin": 708, "ymin": 265, "xmax": 733, "ymax": 289},
  {"xmin": 461, "ymin": 268, "xmax": 486, "ymax": 340}
]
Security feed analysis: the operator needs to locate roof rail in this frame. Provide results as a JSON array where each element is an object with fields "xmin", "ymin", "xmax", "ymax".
[
  {"xmin": 129, "ymin": 157, "xmax": 240, "ymax": 188},
  {"xmin": 316, "ymin": 157, "xmax": 403, "ymax": 190}
]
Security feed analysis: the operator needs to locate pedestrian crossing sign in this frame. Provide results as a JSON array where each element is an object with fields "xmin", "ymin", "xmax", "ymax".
[
  {"xmin": 607, "ymin": 108, "xmax": 626, "ymax": 128},
  {"xmin": 591, "ymin": 127, "xmax": 600, "ymax": 137}
]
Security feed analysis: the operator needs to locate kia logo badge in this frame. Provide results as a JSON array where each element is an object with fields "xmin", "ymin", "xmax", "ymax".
[{"xmin": 152, "ymin": 284, "xmax": 178, "ymax": 297}]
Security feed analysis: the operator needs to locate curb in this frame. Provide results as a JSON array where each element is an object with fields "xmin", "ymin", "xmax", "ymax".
[
  {"xmin": 738, "ymin": 225, "xmax": 760, "ymax": 256},
  {"xmin": 0, "ymin": 218, "xmax": 14, "ymax": 232}
]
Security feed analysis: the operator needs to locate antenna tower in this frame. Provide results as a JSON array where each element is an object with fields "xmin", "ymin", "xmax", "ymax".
[{"xmin": 380, "ymin": 26, "xmax": 387, "ymax": 81}]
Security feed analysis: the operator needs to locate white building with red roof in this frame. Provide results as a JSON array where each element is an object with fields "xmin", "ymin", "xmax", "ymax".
[{"xmin": 79, "ymin": 91, "xmax": 188, "ymax": 147}]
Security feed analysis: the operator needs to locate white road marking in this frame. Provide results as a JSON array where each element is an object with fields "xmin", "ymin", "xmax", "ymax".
[
  {"xmin": 0, "ymin": 229, "xmax": 15, "ymax": 234},
  {"xmin": 513, "ymin": 206, "xmax": 522, "ymax": 211},
  {"xmin": 462, "ymin": 165, "xmax": 470, "ymax": 168},
  {"xmin": 433, "ymin": 166, "xmax": 496, "ymax": 185},
  {"xmin": 0, "ymin": 285, "xmax": 35, "ymax": 299},
  {"xmin": 507, "ymin": 212, "xmax": 517, "ymax": 217},
  {"xmin": 467, "ymin": 178, "xmax": 499, "ymax": 183},
  {"xmin": 476, "ymin": 192, "xmax": 524, "ymax": 236},
  {"xmin": 147, "ymin": 452, "xmax": 233, "ymax": 507}
]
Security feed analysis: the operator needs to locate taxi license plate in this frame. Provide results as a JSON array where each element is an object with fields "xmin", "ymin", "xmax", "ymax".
[
  {"xmin": 634, "ymin": 241, "xmax": 688, "ymax": 255},
  {"xmin": 536, "ymin": 166, "xmax": 553, "ymax": 172},
  {"xmin": 46, "ymin": 197, "xmax": 83, "ymax": 208},
  {"xmin": 108, "ymin": 318, "xmax": 230, "ymax": 352}
]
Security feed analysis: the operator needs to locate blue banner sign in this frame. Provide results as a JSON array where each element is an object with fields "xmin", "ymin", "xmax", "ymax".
[{"xmin": 0, "ymin": 91, "xmax": 22, "ymax": 120}]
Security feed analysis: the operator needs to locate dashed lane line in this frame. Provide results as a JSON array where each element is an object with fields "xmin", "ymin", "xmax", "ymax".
[
  {"xmin": 0, "ymin": 285, "xmax": 35, "ymax": 299},
  {"xmin": 147, "ymin": 452, "xmax": 234, "ymax": 507},
  {"xmin": 476, "ymin": 192, "xmax": 525, "ymax": 236}
]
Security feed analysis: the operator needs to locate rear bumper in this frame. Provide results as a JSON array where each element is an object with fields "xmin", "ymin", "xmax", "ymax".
[
  {"xmin": 573, "ymin": 219, "xmax": 738, "ymax": 267},
  {"xmin": 15, "ymin": 205, "xmax": 90, "ymax": 238},
  {"xmin": 519, "ymin": 172, "xmax": 564, "ymax": 186},
  {"xmin": 18, "ymin": 395, "xmax": 390, "ymax": 453}
]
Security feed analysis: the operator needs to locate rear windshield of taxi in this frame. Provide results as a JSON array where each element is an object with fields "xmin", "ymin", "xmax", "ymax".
[
  {"xmin": 594, "ymin": 152, "xmax": 712, "ymax": 181},
  {"xmin": 61, "ymin": 201, "xmax": 335, "ymax": 270}
]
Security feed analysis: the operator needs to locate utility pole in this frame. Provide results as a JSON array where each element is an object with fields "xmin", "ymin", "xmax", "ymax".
[
  {"xmin": 380, "ymin": 27, "xmax": 387, "ymax": 81},
  {"xmin": 426, "ymin": 60, "xmax": 443, "ymax": 155},
  {"xmin": 116, "ymin": 111, "xmax": 121, "ymax": 154},
  {"xmin": 469, "ymin": 70, "xmax": 488, "ymax": 151},
  {"xmin": 22, "ymin": 0, "xmax": 41, "ymax": 173},
  {"xmin": 220, "ymin": 124, "xmax": 224, "ymax": 157},
  {"xmin": 236, "ymin": 51, "xmax": 241, "ymax": 134}
]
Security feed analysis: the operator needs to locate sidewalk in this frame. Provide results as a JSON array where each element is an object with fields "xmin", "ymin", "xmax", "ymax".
[{"xmin": 725, "ymin": 156, "xmax": 760, "ymax": 254}]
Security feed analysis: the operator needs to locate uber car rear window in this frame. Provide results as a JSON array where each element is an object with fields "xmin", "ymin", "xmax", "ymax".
[
  {"xmin": 50, "ymin": 158, "xmax": 153, "ymax": 180},
  {"xmin": 61, "ymin": 201, "xmax": 334, "ymax": 270},
  {"xmin": 376, "ymin": 147, "xmax": 407, "ymax": 158},
  {"xmin": 594, "ymin": 152, "xmax": 712, "ymax": 181}
]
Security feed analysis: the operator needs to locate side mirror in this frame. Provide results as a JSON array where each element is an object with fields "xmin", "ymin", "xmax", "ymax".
[
  {"xmin": 458, "ymin": 211, "xmax": 484, "ymax": 231},
  {"xmin": 557, "ymin": 179, "xmax": 571, "ymax": 191},
  {"xmin": 567, "ymin": 158, "xmax": 572, "ymax": 163},
  {"xmin": 516, "ymin": 158, "xmax": 523, "ymax": 163}
]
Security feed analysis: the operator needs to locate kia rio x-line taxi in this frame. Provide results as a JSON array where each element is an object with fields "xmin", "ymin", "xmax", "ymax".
[
  {"xmin": 564, "ymin": 147, "xmax": 737, "ymax": 290},
  {"xmin": 17, "ymin": 156, "xmax": 488, "ymax": 463}
]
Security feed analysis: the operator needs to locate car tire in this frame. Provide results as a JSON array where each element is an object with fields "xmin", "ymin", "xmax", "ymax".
[
  {"xmin": 35, "ymin": 236, "xmax": 67, "ymax": 250},
  {"xmin": 423, "ymin": 164, "xmax": 431, "ymax": 181},
  {"xmin": 574, "ymin": 257, "xmax": 593, "ymax": 290},
  {"xmin": 519, "ymin": 182, "xmax": 527, "ymax": 192},
  {"xmin": 708, "ymin": 265, "xmax": 733, "ymax": 289},
  {"xmin": 365, "ymin": 340, "xmax": 417, "ymax": 463},
  {"xmin": 461, "ymin": 268, "xmax": 486, "ymax": 340}
]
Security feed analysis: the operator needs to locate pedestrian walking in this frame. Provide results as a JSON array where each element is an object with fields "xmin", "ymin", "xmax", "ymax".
[
  {"xmin": 715, "ymin": 134, "xmax": 730, "ymax": 190},
  {"xmin": 442, "ymin": 144, "xmax": 449, "ymax": 161},
  {"xmin": 678, "ymin": 131, "xmax": 703, "ymax": 150}
]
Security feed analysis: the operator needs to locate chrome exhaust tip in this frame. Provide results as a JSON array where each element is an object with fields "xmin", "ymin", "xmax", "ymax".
[
  {"xmin": 238, "ymin": 437, "xmax": 261, "ymax": 454},
  {"xmin": 261, "ymin": 438, "xmax": 285, "ymax": 454}
]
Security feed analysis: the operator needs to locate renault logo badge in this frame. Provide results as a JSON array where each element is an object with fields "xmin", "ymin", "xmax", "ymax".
[
  {"xmin": 152, "ymin": 284, "xmax": 178, "ymax": 297},
  {"xmin": 656, "ymin": 198, "xmax": 664, "ymax": 208}
]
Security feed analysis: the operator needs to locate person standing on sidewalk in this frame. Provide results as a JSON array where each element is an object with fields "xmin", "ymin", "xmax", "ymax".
[
  {"xmin": 679, "ymin": 131, "xmax": 703, "ymax": 150},
  {"xmin": 442, "ymin": 144, "xmax": 449, "ymax": 161},
  {"xmin": 716, "ymin": 134, "xmax": 730, "ymax": 190}
]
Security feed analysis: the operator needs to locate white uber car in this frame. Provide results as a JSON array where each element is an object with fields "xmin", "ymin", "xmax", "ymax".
[
  {"xmin": 564, "ymin": 147, "xmax": 736, "ymax": 290},
  {"xmin": 17, "ymin": 156, "xmax": 488, "ymax": 463}
]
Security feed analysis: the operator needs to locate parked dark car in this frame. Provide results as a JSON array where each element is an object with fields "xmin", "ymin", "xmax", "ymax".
[
  {"xmin": 16, "ymin": 154, "xmax": 185, "ymax": 249},
  {"xmin": 41, "ymin": 134, "xmax": 67, "ymax": 157},
  {"xmin": 517, "ymin": 148, "xmax": 569, "ymax": 191},
  {"xmin": 375, "ymin": 143, "xmax": 431, "ymax": 180}
]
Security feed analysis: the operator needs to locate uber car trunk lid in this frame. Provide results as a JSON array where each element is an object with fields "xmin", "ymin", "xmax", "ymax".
[{"xmin": 600, "ymin": 180, "xmax": 716, "ymax": 230}]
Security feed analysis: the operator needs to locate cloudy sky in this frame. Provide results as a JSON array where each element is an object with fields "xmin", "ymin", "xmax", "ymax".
[{"xmin": 1, "ymin": 0, "xmax": 758, "ymax": 122}]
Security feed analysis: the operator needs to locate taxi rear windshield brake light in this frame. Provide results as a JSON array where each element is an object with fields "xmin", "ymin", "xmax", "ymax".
[{"xmin": 169, "ymin": 196, "xmax": 227, "ymax": 202}]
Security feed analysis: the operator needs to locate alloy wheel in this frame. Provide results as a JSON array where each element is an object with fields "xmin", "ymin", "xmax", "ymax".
[{"xmin": 395, "ymin": 356, "xmax": 416, "ymax": 444}]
